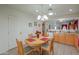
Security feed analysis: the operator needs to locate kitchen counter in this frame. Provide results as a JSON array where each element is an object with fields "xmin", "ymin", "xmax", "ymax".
[{"xmin": 48, "ymin": 29, "xmax": 77, "ymax": 33}]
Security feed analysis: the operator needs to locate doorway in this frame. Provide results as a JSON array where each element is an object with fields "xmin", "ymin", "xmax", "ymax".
[{"xmin": 8, "ymin": 16, "xmax": 16, "ymax": 50}]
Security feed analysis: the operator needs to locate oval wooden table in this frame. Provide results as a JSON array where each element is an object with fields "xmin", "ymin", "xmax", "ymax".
[{"xmin": 25, "ymin": 37, "xmax": 51, "ymax": 54}]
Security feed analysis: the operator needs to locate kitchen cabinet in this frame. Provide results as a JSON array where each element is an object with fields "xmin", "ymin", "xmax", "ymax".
[
  {"xmin": 54, "ymin": 32, "xmax": 60, "ymax": 42},
  {"xmin": 54, "ymin": 32, "xmax": 77, "ymax": 46},
  {"xmin": 74, "ymin": 34, "xmax": 79, "ymax": 49},
  {"xmin": 59, "ymin": 33, "xmax": 66, "ymax": 43},
  {"xmin": 65, "ymin": 33, "xmax": 75, "ymax": 45}
]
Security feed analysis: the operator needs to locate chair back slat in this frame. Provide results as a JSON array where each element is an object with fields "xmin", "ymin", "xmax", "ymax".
[
  {"xmin": 16, "ymin": 39, "xmax": 24, "ymax": 55},
  {"xmin": 49, "ymin": 38, "xmax": 54, "ymax": 53}
]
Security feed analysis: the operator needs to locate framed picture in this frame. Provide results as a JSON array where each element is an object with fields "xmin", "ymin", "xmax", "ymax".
[
  {"xmin": 34, "ymin": 22, "xmax": 37, "ymax": 26},
  {"xmin": 28, "ymin": 22, "xmax": 32, "ymax": 27}
]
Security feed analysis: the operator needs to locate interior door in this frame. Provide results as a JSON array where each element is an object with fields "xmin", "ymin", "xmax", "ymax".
[{"xmin": 8, "ymin": 16, "xmax": 16, "ymax": 49}]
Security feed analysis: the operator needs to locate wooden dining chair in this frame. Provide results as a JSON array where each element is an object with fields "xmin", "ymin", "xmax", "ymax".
[
  {"xmin": 16, "ymin": 39, "xmax": 34, "ymax": 55},
  {"xmin": 44, "ymin": 32, "xmax": 49, "ymax": 37},
  {"xmin": 16, "ymin": 39, "xmax": 24, "ymax": 55},
  {"xmin": 41, "ymin": 38, "xmax": 54, "ymax": 55}
]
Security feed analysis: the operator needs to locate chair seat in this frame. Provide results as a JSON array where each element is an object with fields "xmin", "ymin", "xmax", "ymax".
[
  {"xmin": 42, "ymin": 43, "xmax": 49, "ymax": 48},
  {"xmin": 24, "ymin": 46, "xmax": 32, "ymax": 52}
]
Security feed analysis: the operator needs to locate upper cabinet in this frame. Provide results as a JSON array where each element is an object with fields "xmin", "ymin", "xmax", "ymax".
[
  {"xmin": 62, "ymin": 19, "xmax": 78, "ymax": 30},
  {"xmin": 68, "ymin": 20, "xmax": 78, "ymax": 30}
]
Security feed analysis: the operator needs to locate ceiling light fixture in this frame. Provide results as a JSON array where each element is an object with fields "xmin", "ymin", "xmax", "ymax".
[
  {"xmin": 48, "ymin": 8, "xmax": 54, "ymax": 16},
  {"xmin": 48, "ymin": 12, "xmax": 53, "ymax": 15},
  {"xmin": 35, "ymin": 10, "xmax": 39, "ymax": 12},
  {"xmin": 43, "ymin": 15, "xmax": 48, "ymax": 20},
  {"xmin": 37, "ymin": 15, "xmax": 41, "ymax": 20},
  {"xmin": 37, "ymin": 5, "xmax": 48, "ymax": 21},
  {"xmin": 69, "ymin": 9, "xmax": 72, "ymax": 12},
  {"xmin": 41, "ymin": 17, "xmax": 44, "ymax": 21},
  {"xmin": 58, "ymin": 18, "xmax": 65, "ymax": 22},
  {"xmin": 37, "ymin": 15, "xmax": 48, "ymax": 21}
]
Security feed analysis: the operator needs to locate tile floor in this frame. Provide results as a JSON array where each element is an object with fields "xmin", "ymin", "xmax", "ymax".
[{"xmin": 1, "ymin": 42, "xmax": 79, "ymax": 55}]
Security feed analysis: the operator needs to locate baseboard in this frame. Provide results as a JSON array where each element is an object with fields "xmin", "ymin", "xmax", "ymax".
[{"xmin": 7, "ymin": 47, "xmax": 17, "ymax": 52}]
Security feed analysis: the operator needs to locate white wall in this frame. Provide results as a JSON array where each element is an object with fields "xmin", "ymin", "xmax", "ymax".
[
  {"xmin": 0, "ymin": 12, "xmax": 8, "ymax": 54},
  {"xmin": 0, "ymin": 5, "xmax": 9, "ymax": 53},
  {"xmin": 78, "ymin": 20, "xmax": 79, "ymax": 30},
  {"xmin": 0, "ymin": 5, "xmax": 42, "ymax": 54}
]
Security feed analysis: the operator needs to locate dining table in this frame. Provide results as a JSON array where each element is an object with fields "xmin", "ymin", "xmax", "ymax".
[{"xmin": 25, "ymin": 36, "xmax": 52, "ymax": 54}]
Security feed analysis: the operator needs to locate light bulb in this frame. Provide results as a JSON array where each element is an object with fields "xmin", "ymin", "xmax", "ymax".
[
  {"xmin": 69, "ymin": 9, "xmax": 72, "ymax": 12},
  {"xmin": 43, "ymin": 15, "xmax": 48, "ymax": 20},
  {"xmin": 55, "ymin": 26, "xmax": 57, "ymax": 30},
  {"xmin": 37, "ymin": 15, "xmax": 41, "ymax": 20},
  {"xmin": 41, "ymin": 18, "xmax": 44, "ymax": 21},
  {"xmin": 35, "ymin": 10, "xmax": 39, "ymax": 12},
  {"xmin": 48, "ymin": 12, "xmax": 53, "ymax": 15}
]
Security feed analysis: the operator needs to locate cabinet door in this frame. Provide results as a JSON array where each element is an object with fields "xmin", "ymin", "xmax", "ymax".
[
  {"xmin": 59, "ymin": 33, "xmax": 66, "ymax": 43},
  {"xmin": 66, "ymin": 34, "xmax": 74, "ymax": 45},
  {"xmin": 74, "ymin": 34, "xmax": 78, "ymax": 47},
  {"xmin": 54, "ymin": 32, "xmax": 60, "ymax": 42},
  {"xmin": 73, "ymin": 34, "xmax": 77, "ymax": 46},
  {"xmin": 65, "ymin": 33, "xmax": 69, "ymax": 44}
]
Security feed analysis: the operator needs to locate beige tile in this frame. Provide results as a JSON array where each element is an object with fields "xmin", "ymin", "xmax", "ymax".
[{"xmin": 1, "ymin": 42, "xmax": 79, "ymax": 55}]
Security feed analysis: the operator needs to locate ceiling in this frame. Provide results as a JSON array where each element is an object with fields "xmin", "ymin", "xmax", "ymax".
[{"xmin": 7, "ymin": 4, "xmax": 79, "ymax": 21}]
